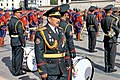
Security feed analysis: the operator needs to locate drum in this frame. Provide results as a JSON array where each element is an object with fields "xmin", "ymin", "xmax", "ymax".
[
  {"xmin": 22, "ymin": 46, "xmax": 37, "ymax": 71},
  {"xmin": 72, "ymin": 56, "xmax": 94, "ymax": 80}
]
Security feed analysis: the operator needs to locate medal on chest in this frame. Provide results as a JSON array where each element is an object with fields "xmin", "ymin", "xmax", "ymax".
[
  {"xmin": 61, "ymin": 33, "xmax": 66, "ymax": 48},
  {"xmin": 48, "ymin": 32, "xmax": 54, "ymax": 42}
]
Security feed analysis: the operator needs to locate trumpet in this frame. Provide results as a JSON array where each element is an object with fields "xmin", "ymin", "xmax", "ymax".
[
  {"xmin": 0, "ymin": 22, "xmax": 4, "ymax": 28},
  {"xmin": 110, "ymin": 14, "xmax": 119, "ymax": 26},
  {"xmin": 108, "ymin": 28, "xmax": 116, "ymax": 38}
]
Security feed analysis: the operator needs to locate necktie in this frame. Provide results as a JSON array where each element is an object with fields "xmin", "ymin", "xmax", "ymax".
[
  {"xmin": 55, "ymin": 27, "xmax": 60, "ymax": 38},
  {"xmin": 54, "ymin": 27, "xmax": 58, "ymax": 34}
]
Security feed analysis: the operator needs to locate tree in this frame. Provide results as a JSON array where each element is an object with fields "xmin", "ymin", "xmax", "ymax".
[{"xmin": 50, "ymin": 0, "xmax": 58, "ymax": 5}]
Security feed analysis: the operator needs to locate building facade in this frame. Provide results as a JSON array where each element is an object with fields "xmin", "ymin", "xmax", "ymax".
[
  {"xmin": 0, "ymin": 0, "xmax": 50, "ymax": 9},
  {"xmin": 0, "ymin": 0, "xmax": 119, "ymax": 10},
  {"xmin": 27, "ymin": 0, "xmax": 50, "ymax": 8},
  {"xmin": 0, "ymin": 0, "xmax": 20, "ymax": 10}
]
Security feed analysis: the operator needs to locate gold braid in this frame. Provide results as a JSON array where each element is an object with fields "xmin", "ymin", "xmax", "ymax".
[{"xmin": 39, "ymin": 27, "xmax": 58, "ymax": 49}]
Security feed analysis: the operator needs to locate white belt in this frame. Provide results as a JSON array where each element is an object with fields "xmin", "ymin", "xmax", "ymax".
[{"xmin": 11, "ymin": 35, "xmax": 19, "ymax": 37}]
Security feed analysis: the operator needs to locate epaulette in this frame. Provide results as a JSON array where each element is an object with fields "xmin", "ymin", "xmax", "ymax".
[
  {"xmin": 58, "ymin": 26, "xmax": 63, "ymax": 30},
  {"xmin": 38, "ymin": 27, "xmax": 47, "ymax": 31},
  {"xmin": 38, "ymin": 26, "xmax": 58, "ymax": 49},
  {"xmin": 68, "ymin": 23, "xmax": 73, "ymax": 26},
  {"xmin": 64, "ymin": 23, "xmax": 73, "ymax": 32}
]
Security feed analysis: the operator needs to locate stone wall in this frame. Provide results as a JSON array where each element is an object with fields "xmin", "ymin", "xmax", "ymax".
[
  {"xmin": 39, "ymin": 1, "xmax": 120, "ymax": 11},
  {"xmin": 70, "ymin": 1, "xmax": 116, "ymax": 10}
]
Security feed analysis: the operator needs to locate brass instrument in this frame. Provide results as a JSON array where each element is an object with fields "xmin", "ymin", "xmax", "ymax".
[
  {"xmin": 0, "ymin": 22, "xmax": 4, "ymax": 28},
  {"xmin": 107, "ymin": 14, "xmax": 119, "ymax": 38},
  {"xmin": 110, "ymin": 14, "xmax": 119, "ymax": 26},
  {"xmin": 107, "ymin": 28, "xmax": 115, "ymax": 38}
]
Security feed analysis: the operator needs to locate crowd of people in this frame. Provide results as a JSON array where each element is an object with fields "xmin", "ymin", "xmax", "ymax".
[{"xmin": 0, "ymin": 3, "xmax": 120, "ymax": 80}]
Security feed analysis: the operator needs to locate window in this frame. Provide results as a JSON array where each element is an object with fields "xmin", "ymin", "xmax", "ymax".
[
  {"xmin": 6, "ymin": 3, "xmax": 8, "ymax": 6},
  {"xmin": 1, "ymin": 3, "xmax": 2, "ymax": 6},
  {"xmin": 31, "ymin": 0, "xmax": 33, "ymax": 3},
  {"xmin": 12, "ymin": 3, "xmax": 14, "ymax": 6},
  {"xmin": 40, "ymin": 1, "xmax": 41, "ymax": 3}
]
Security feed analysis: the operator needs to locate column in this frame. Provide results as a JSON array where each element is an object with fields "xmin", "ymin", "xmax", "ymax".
[
  {"xmin": 63, "ymin": 0, "xmax": 66, "ymax": 4},
  {"xmin": 58, "ymin": 0, "xmax": 61, "ymax": 5},
  {"xmin": 69, "ymin": 0, "xmax": 71, "ymax": 3}
]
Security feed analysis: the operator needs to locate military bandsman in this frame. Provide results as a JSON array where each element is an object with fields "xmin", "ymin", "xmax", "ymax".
[
  {"xmin": 101, "ymin": 4, "xmax": 119, "ymax": 73},
  {"xmin": 86, "ymin": 6, "xmax": 98, "ymax": 53},
  {"xmin": 34, "ymin": 4, "xmax": 71, "ymax": 80},
  {"xmin": 0, "ymin": 8, "xmax": 7, "ymax": 47},
  {"xmin": 8, "ymin": 8, "xmax": 26, "ymax": 76}
]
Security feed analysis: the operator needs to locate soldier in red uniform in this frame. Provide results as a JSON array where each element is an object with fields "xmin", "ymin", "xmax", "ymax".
[
  {"xmin": 28, "ymin": 10, "xmax": 37, "ymax": 42},
  {"xmin": 0, "ymin": 8, "xmax": 7, "ymax": 47},
  {"xmin": 74, "ymin": 9, "xmax": 84, "ymax": 41},
  {"xmin": 4, "ymin": 10, "xmax": 11, "ymax": 21},
  {"xmin": 20, "ymin": 13, "xmax": 28, "ymax": 44}
]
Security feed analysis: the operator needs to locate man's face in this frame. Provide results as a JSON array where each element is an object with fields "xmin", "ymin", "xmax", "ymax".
[
  {"xmin": 110, "ymin": 10, "xmax": 113, "ymax": 14},
  {"xmin": 48, "ymin": 17, "xmax": 60, "ymax": 27},
  {"xmin": 15, "ymin": 12, "xmax": 21, "ymax": 19},
  {"xmin": 65, "ymin": 13, "xmax": 69, "ymax": 18}
]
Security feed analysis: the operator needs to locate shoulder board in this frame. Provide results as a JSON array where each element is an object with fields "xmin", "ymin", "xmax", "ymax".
[
  {"xmin": 58, "ymin": 26, "xmax": 63, "ymax": 30},
  {"xmin": 68, "ymin": 23, "xmax": 72, "ymax": 26},
  {"xmin": 38, "ymin": 27, "xmax": 47, "ymax": 31},
  {"xmin": 65, "ymin": 23, "xmax": 72, "ymax": 32}
]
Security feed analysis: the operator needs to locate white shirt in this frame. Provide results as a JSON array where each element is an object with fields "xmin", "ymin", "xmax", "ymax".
[{"xmin": 48, "ymin": 23, "xmax": 58, "ymax": 34}]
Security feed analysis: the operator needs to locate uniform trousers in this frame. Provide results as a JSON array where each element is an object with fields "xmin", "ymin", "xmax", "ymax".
[
  {"xmin": 88, "ymin": 31, "xmax": 96, "ymax": 51},
  {"xmin": 104, "ymin": 41, "xmax": 116, "ymax": 70},
  {"xmin": 11, "ymin": 46, "xmax": 24, "ymax": 75}
]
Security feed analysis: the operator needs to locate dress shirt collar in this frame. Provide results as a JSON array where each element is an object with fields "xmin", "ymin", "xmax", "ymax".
[{"xmin": 48, "ymin": 23, "xmax": 58, "ymax": 33}]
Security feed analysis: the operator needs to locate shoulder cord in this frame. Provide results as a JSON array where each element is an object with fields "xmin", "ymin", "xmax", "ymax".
[{"xmin": 39, "ymin": 28, "xmax": 58, "ymax": 49}]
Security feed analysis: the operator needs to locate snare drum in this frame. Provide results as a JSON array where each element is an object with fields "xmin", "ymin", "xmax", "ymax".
[
  {"xmin": 22, "ymin": 46, "xmax": 37, "ymax": 71},
  {"xmin": 72, "ymin": 56, "xmax": 94, "ymax": 80}
]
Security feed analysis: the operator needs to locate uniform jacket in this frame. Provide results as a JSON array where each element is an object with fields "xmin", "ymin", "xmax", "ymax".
[
  {"xmin": 8, "ymin": 16, "xmax": 25, "ymax": 47},
  {"xmin": 74, "ymin": 12, "xmax": 83, "ymax": 28},
  {"xmin": 86, "ymin": 14, "xmax": 98, "ymax": 32},
  {"xmin": 34, "ymin": 24, "xmax": 69, "ymax": 75},
  {"xmin": 0, "ymin": 14, "xmax": 7, "ymax": 28},
  {"xmin": 59, "ymin": 19, "xmax": 76, "ymax": 58}
]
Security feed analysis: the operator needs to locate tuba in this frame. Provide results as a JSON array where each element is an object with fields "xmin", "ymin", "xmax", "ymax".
[
  {"xmin": 108, "ymin": 14, "xmax": 119, "ymax": 38},
  {"xmin": 110, "ymin": 14, "xmax": 119, "ymax": 26},
  {"xmin": 111, "ymin": 14, "xmax": 119, "ymax": 34}
]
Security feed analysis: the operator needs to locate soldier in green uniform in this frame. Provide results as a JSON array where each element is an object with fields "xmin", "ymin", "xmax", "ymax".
[
  {"xmin": 86, "ymin": 6, "xmax": 98, "ymax": 53},
  {"xmin": 101, "ymin": 5, "xmax": 119, "ymax": 73},
  {"xmin": 34, "ymin": 5, "xmax": 70, "ymax": 80},
  {"xmin": 59, "ymin": 4, "xmax": 76, "ymax": 80},
  {"xmin": 8, "ymin": 8, "xmax": 26, "ymax": 76}
]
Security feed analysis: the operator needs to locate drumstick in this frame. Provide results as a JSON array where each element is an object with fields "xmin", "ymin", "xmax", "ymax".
[
  {"xmin": 86, "ymin": 76, "xmax": 90, "ymax": 80},
  {"xmin": 67, "ymin": 58, "xmax": 80, "ymax": 70},
  {"xmin": 73, "ymin": 59, "xmax": 80, "ymax": 67}
]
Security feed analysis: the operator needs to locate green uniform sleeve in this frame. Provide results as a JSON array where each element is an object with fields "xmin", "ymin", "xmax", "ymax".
[
  {"xmin": 17, "ymin": 21, "xmax": 25, "ymax": 47},
  {"xmin": 34, "ymin": 31, "xmax": 47, "ymax": 75},
  {"xmin": 66, "ymin": 24, "xmax": 76, "ymax": 58}
]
